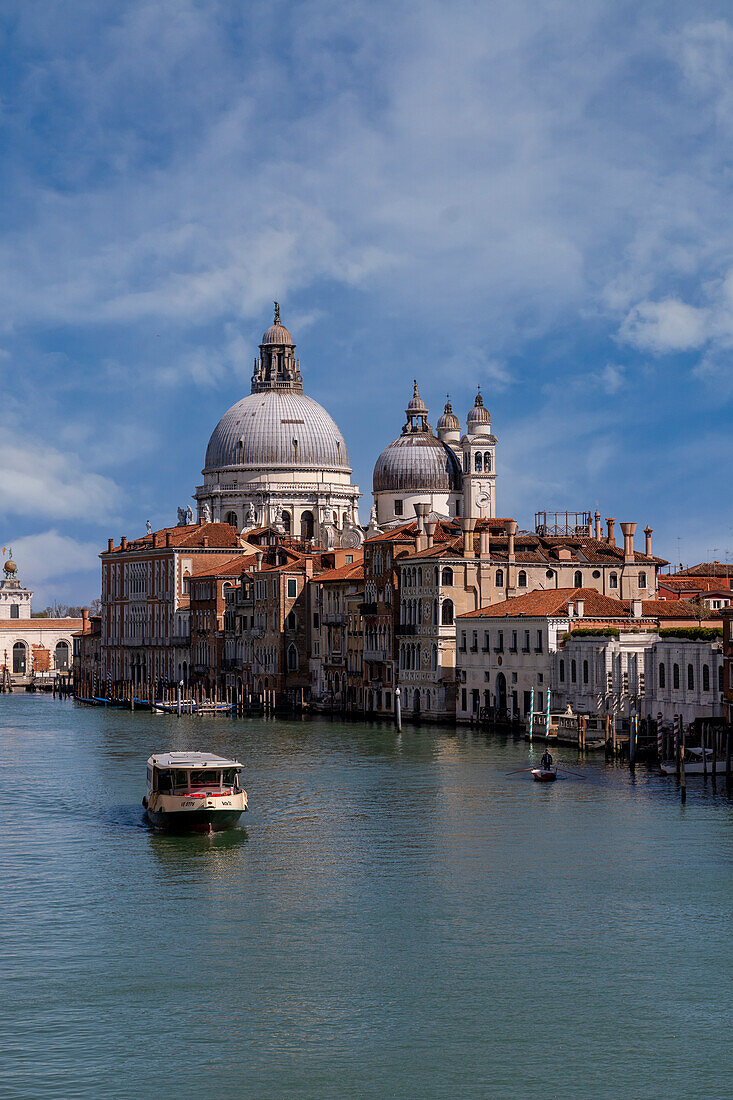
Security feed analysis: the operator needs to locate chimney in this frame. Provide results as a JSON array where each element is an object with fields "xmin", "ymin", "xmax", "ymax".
[
  {"xmin": 479, "ymin": 528, "xmax": 490, "ymax": 558},
  {"xmin": 107, "ymin": 538, "xmax": 114, "ymax": 553},
  {"xmin": 166, "ymin": 532, "xmax": 172, "ymax": 547},
  {"xmin": 199, "ymin": 516, "xmax": 205, "ymax": 526},
  {"xmin": 567, "ymin": 601, "xmax": 575, "ymax": 618},
  {"xmin": 576, "ymin": 599, "xmax": 584, "ymax": 618},
  {"xmin": 460, "ymin": 516, "xmax": 477, "ymax": 558},
  {"xmin": 425, "ymin": 520, "xmax": 437, "ymax": 549},
  {"xmin": 507, "ymin": 520, "xmax": 517, "ymax": 561},
  {"xmin": 82, "ymin": 608, "xmax": 90, "ymax": 632},
  {"xmin": 606, "ymin": 517, "xmax": 615, "ymax": 545},
  {"xmin": 620, "ymin": 522, "xmax": 636, "ymax": 563},
  {"xmin": 594, "ymin": 510, "xmax": 602, "ymax": 540},
  {"xmin": 202, "ymin": 536, "xmax": 209, "ymax": 548},
  {"xmin": 631, "ymin": 599, "xmax": 642, "ymax": 618},
  {"xmin": 304, "ymin": 557, "xmax": 314, "ymax": 578},
  {"xmin": 120, "ymin": 536, "xmax": 127, "ymax": 551},
  {"xmin": 414, "ymin": 503, "xmax": 429, "ymax": 551},
  {"xmin": 255, "ymin": 550, "xmax": 263, "ymax": 571},
  {"xmin": 644, "ymin": 526, "xmax": 653, "ymax": 557}
]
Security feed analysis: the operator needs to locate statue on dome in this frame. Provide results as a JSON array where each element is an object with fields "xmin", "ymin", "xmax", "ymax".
[
  {"xmin": 366, "ymin": 505, "xmax": 381, "ymax": 539},
  {"xmin": 200, "ymin": 502, "xmax": 212, "ymax": 523},
  {"xmin": 274, "ymin": 301, "xmax": 280, "ymax": 324},
  {"xmin": 177, "ymin": 506, "xmax": 188, "ymax": 526},
  {"xmin": 146, "ymin": 520, "xmax": 153, "ymax": 536},
  {"xmin": 272, "ymin": 504, "xmax": 286, "ymax": 533},
  {"xmin": 244, "ymin": 502, "xmax": 257, "ymax": 530},
  {"xmin": 185, "ymin": 505, "xmax": 194, "ymax": 525}
]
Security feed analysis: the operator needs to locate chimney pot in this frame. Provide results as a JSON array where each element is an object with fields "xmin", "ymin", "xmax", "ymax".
[
  {"xmin": 202, "ymin": 536, "xmax": 209, "ymax": 548},
  {"xmin": 620, "ymin": 522, "xmax": 637, "ymax": 563},
  {"xmin": 631, "ymin": 599, "xmax": 642, "ymax": 618},
  {"xmin": 120, "ymin": 536, "xmax": 127, "ymax": 551},
  {"xmin": 594, "ymin": 510, "xmax": 602, "ymax": 540},
  {"xmin": 644, "ymin": 525, "xmax": 653, "ymax": 557},
  {"xmin": 107, "ymin": 538, "xmax": 114, "ymax": 553},
  {"xmin": 460, "ymin": 516, "xmax": 477, "ymax": 558},
  {"xmin": 606, "ymin": 518, "xmax": 616, "ymax": 545},
  {"xmin": 507, "ymin": 520, "xmax": 517, "ymax": 561},
  {"xmin": 425, "ymin": 519, "xmax": 437, "ymax": 549},
  {"xmin": 166, "ymin": 532, "xmax": 172, "ymax": 547},
  {"xmin": 576, "ymin": 599, "xmax": 584, "ymax": 618}
]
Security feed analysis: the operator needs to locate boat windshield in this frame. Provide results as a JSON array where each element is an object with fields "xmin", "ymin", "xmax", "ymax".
[{"xmin": 188, "ymin": 769, "xmax": 222, "ymax": 788}]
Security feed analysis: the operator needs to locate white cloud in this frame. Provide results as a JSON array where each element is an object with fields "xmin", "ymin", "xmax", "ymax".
[
  {"xmin": 7, "ymin": 530, "xmax": 100, "ymax": 583},
  {"xmin": 598, "ymin": 363, "xmax": 625, "ymax": 394},
  {"xmin": 0, "ymin": 430, "xmax": 120, "ymax": 520},
  {"xmin": 619, "ymin": 298, "xmax": 709, "ymax": 353}
]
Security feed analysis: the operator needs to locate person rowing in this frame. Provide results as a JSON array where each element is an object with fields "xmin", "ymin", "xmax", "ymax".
[{"xmin": 540, "ymin": 748, "xmax": 553, "ymax": 771}]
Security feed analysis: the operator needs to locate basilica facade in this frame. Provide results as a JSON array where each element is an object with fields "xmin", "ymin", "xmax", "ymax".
[{"xmin": 194, "ymin": 308, "xmax": 363, "ymax": 549}]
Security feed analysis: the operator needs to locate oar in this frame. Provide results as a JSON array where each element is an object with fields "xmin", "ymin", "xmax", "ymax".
[
  {"xmin": 506, "ymin": 767, "xmax": 538, "ymax": 775},
  {"xmin": 557, "ymin": 768, "xmax": 587, "ymax": 779}
]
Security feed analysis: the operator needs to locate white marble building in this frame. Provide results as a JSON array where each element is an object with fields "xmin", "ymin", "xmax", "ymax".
[
  {"xmin": 194, "ymin": 307, "xmax": 362, "ymax": 549},
  {"xmin": 0, "ymin": 556, "xmax": 81, "ymax": 680}
]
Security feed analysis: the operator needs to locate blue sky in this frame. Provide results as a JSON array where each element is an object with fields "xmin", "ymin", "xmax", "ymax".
[{"xmin": 2, "ymin": 0, "xmax": 733, "ymax": 605}]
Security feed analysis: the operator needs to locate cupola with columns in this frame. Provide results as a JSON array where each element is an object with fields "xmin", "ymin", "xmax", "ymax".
[{"xmin": 460, "ymin": 389, "xmax": 498, "ymax": 520}]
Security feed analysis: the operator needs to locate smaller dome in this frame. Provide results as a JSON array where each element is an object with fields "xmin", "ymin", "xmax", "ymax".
[
  {"xmin": 406, "ymin": 379, "xmax": 427, "ymax": 413},
  {"xmin": 437, "ymin": 400, "xmax": 460, "ymax": 431},
  {"xmin": 261, "ymin": 322, "xmax": 294, "ymax": 346},
  {"xmin": 467, "ymin": 391, "xmax": 491, "ymax": 425}
]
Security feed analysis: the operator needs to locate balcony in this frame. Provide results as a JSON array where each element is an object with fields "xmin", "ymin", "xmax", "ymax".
[
  {"xmin": 323, "ymin": 612, "xmax": 347, "ymax": 625},
  {"xmin": 395, "ymin": 624, "xmax": 419, "ymax": 636}
]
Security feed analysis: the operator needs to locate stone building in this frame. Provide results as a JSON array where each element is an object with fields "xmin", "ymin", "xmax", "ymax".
[
  {"xmin": 100, "ymin": 520, "xmax": 253, "ymax": 686},
  {"xmin": 309, "ymin": 558, "xmax": 364, "ymax": 711},
  {"xmin": 194, "ymin": 307, "xmax": 362, "ymax": 549},
  {"xmin": 372, "ymin": 384, "xmax": 497, "ymax": 527},
  {"xmin": 0, "ymin": 556, "xmax": 81, "ymax": 683},
  {"xmin": 187, "ymin": 556, "xmax": 253, "ymax": 690}
]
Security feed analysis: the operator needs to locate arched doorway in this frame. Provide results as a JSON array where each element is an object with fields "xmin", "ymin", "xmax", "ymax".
[
  {"xmin": 12, "ymin": 641, "xmax": 27, "ymax": 675},
  {"xmin": 224, "ymin": 511, "xmax": 238, "ymax": 528},
  {"xmin": 413, "ymin": 690, "xmax": 421, "ymax": 713},
  {"xmin": 55, "ymin": 640, "xmax": 70, "ymax": 671},
  {"xmin": 495, "ymin": 672, "xmax": 507, "ymax": 715},
  {"xmin": 300, "ymin": 510, "xmax": 314, "ymax": 540}
]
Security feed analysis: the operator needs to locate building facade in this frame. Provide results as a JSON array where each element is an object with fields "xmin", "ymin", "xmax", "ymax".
[{"xmin": 0, "ymin": 556, "xmax": 81, "ymax": 682}]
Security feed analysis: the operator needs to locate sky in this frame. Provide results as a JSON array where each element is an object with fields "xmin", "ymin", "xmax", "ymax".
[{"xmin": 2, "ymin": 0, "xmax": 733, "ymax": 606}]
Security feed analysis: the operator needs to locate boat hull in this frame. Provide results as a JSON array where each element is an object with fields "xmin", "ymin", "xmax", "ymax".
[
  {"xmin": 145, "ymin": 807, "xmax": 244, "ymax": 833},
  {"xmin": 532, "ymin": 768, "xmax": 557, "ymax": 783}
]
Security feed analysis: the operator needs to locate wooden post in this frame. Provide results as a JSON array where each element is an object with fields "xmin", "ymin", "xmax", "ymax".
[
  {"xmin": 680, "ymin": 724, "xmax": 686, "ymax": 803},
  {"xmin": 712, "ymin": 726, "xmax": 717, "ymax": 783},
  {"xmin": 702, "ymin": 724, "xmax": 708, "ymax": 781},
  {"xmin": 629, "ymin": 715, "xmax": 636, "ymax": 766},
  {"xmin": 395, "ymin": 686, "xmax": 402, "ymax": 731},
  {"xmin": 674, "ymin": 715, "xmax": 680, "ymax": 778},
  {"xmin": 726, "ymin": 728, "xmax": 731, "ymax": 789},
  {"xmin": 605, "ymin": 714, "xmax": 611, "ymax": 754}
]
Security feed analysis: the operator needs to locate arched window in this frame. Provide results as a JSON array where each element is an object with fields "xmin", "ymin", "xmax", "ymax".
[
  {"xmin": 583, "ymin": 659, "xmax": 589, "ymax": 685},
  {"xmin": 609, "ymin": 572, "xmax": 618, "ymax": 589},
  {"xmin": 475, "ymin": 451, "xmax": 482, "ymax": 472},
  {"xmin": 495, "ymin": 569, "xmax": 504, "ymax": 587},
  {"xmin": 559, "ymin": 659, "xmax": 565, "ymax": 683},
  {"xmin": 638, "ymin": 572, "xmax": 647, "ymax": 589},
  {"xmin": 441, "ymin": 567, "xmax": 453, "ymax": 586},
  {"xmin": 571, "ymin": 659, "xmax": 577, "ymax": 683},
  {"xmin": 433, "ymin": 599, "xmax": 438, "ymax": 624},
  {"xmin": 281, "ymin": 511, "xmax": 291, "ymax": 534},
  {"xmin": 285, "ymin": 611, "xmax": 297, "ymax": 630},
  {"xmin": 673, "ymin": 663, "xmax": 680, "ymax": 689},
  {"xmin": 719, "ymin": 665, "xmax": 724, "ymax": 692},
  {"xmin": 703, "ymin": 664, "xmax": 710, "ymax": 692},
  {"xmin": 287, "ymin": 644, "xmax": 298, "ymax": 671},
  {"xmin": 517, "ymin": 570, "xmax": 527, "ymax": 587},
  {"xmin": 573, "ymin": 571, "xmax": 583, "ymax": 588},
  {"xmin": 441, "ymin": 599, "xmax": 454, "ymax": 626},
  {"xmin": 659, "ymin": 662, "xmax": 666, "ymax": 689},
  {"xmin": 687, "ymin": 664, "xmax": 694, "ymax": 690},
  {"xmin": 417, "ymin": 568, "xmax": 423, "ymax": 586},
  {"xmin": 224, "ymin": 511, "xmax": 238, "ymax": 528},
  {"xmin": 300, "ymin": 510, "xmax": 314, "ymax": 540},
  {"xmin": 12, "ymin": 641, "xmax": 26, "ymax": 675},
  {"xmin": 55, "ymin": 641, "xmax": 70, "ymax": 671},
  {"xmin": 484, "ymin": 451, "xmax": 492, "ymax": 472}
]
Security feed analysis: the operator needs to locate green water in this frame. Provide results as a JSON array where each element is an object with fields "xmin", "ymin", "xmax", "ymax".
[{"xmin": 2, "ymin": 694, "xmax": 731, "ymax": 1099}]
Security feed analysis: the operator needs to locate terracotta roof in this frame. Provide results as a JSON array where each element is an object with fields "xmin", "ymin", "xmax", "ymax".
[
  {"xmin": 104, "ymin": 522, "xmax": 243, "ymax": 554},
  {"xmin": 638, "ymin": 599, "xmax": 722, "ymax": 622},
  {"xmin": 458, "ymin": 588, "xmax": 640, "ymax": 620},
  {"xmin": 673, "ymin": 563, "xmax": 733, "ymax": 578},
  {"xmin": 316, "ymin": 561, "xmax": 365, "ymax": 583},
  {"xmin": 188, "ymin": 555, "xmax": 257, "ymax": 578},
  {"xmin": 0, "ymin": 618, "xmax": 83, "ymax": 629}
]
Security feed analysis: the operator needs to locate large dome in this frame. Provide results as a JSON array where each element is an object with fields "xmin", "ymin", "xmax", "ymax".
[
  {"xmin": 373, "ymin": 433, "xmax": 462, "ymax": 492},
  {"xmin": 205, "ymin": 390, "xmax": 350, "ymax": 470}
]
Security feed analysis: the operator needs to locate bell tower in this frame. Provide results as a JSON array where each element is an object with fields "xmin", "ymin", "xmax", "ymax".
[{"xmin": 461, "ymin": 390, "xmax": 497, "ymax": 519}]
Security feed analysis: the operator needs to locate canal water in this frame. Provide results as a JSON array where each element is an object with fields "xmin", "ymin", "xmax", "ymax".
[{"xmin": 2, "ymin": 694, "xmax": 731, "ymax": 1099}]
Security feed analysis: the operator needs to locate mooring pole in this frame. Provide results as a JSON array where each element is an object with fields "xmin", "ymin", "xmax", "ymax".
[
  {"xmin": 703, "ymin": 723, "xmax": 708, "ymax": 781},
  {"xmin": 680, "ymin": 724, "xmax": 686, "ymax": 804},
  {"xmin": 630, "ymin": 715, "xmax": 636, "ymax": 767},
  {"xmin": 528, "ymin": 687, "xmax": 534, "ymax": 744},
  {"xmin": 726, "ymin": 728, "xmax": 731, "ymax": 790},
  {"xmin": 395, "ymin": 686, "xmax": 402, "ymax": 732}
]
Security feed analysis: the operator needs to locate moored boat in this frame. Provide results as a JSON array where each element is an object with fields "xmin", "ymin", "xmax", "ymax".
[
  {"xmin": 531, "ymin": 767, "xmax": 557, "ymax": 783},
  {"xmin": 143, "ymin": 751, "xmax": 247, "ymax": 832},
  {"xmin": 660, "ymin": 746, "xmax": 723, "ymax": 776}
]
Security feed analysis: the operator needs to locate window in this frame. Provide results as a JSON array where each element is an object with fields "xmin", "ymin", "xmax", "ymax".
[
  {"xmin": 484, "ymin": 451, "xmax": 492, "ymax": 472},
  {"xmin": 559, "ymin": 659, "xmax": 565, "ymax": 683},
  {"xmin": 287, "ymin": 579, "xmax": 297, "ymax": 598},
  {"xmin": 483, "ymin": 632, "xmax": 490, "ymax": 651},
  {"xmin": 719, "ymin": 665, "xmax": 724, "ymax": 692},
  {"xmin": 496, "ymin": 630, "xmax": 504, "ymax": 652},
  {"xmin": 471, "ymin": 631, "xmax": 478, "ymax": 652},
  {"xmin": 510, "ymin": 631, "xmax": 517, "ymax": 652},
  {"xmin": 300, "ymin": 511, "xmax": 315, "ymax": 540},
  {"xmin": 10, "ymin": 604, "xmax": 19, "ymax": 619},
  {"xmin": 281, "ymin": 511, "xmax": 291, "ymax": 534},
  {"xmin": 583, "ymin": 659, "xmax": 589, "ymax": 685},
  {"xmin": 536, "ymin": 631, "xmax": 543, "ymax": 652},
  {"xmin": 55, "ymin": 641, "xmax": 70, "ymax": 671},
  {"xmin": 287, "ymin": 644, "xmax": 298, "ymax": 671},
  {"xmin": 571, "ymin": 659, "xmax": 577, "ymax": 683},
  {"xmin": 523, "ymin": 630, "xmax": 530, "ymax": 652},
  {"xmin": 441, "ymin": 567, "xmax": 454, "ymax": 586},
  {"xmin": 687, "ymin": 664, "xmax": 694, "ymax": 690},
  {"xmin": 609, "ymin": 572, "xmax": 618, "ymax": 589},
  {"xmin": 673, "ymin": 663, "xmax": 680, "ymax": 689},
  {"xmin": 345, "ymin": 555, "xmax": 353, "ymax": 564},
  {"xmin": 313, "ymin": 613, "xmax": 320, "ymax": 628},
  {"xmin": 224, "ymin": 511, "xmax": 238, "ymax": 528},
  {"xmin": 517, "ymin": 570, "xmax": 527, "ymax": 587},
  {"xmin": 495, "ymin": 569, "xmax": 504, "ymax": 587},
  {"xmin": 475, "ymin": 451, "xmax": 482, "ymax": 472},
  {"xmin": 394, "ymin": 499, "xmax": 404, "ymax": 516},
  {"xmin": 573, "ymin": 571, "xmax": 583, "ymax": 587},
  {"xmin": 461, "ymin": 688, "xmax": 467, "ymax": 711},
  {"xmin": 285, "ymin": 611, "xmax": 297, "ymax": 630},
  {"xmin": 638, "ymin": 572, "xmax": 647, "ymax": 589},
  {"xmin": 703, "ymin": 664, "xmax": 710, "ymax": 692},
  {"xmin": 441, "ymin": 599, "xmax": 454, "ymax": 625},
  {"xmin": 659, "ymin": 662, "xmax": 665, "ymax": 689},
  {"xmin": 12, "ymin": 641, "xmax": 26, "ymax": 674},
  {"xmin": 459, "ymin": 631, "xmax": 466, "ymax": 652}
]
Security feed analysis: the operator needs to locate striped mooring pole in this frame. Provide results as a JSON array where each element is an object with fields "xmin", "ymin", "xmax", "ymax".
[
  {"xmin": 657, "ymin": 711, "xmax": 663, "ymax": 760},
  {"xmin": 545, "ymin": 688, "xmax": 551, "ymax": 741},
  {"xmin": 528, "ymin": 686, "xmax": 534, "ymax": 743}
]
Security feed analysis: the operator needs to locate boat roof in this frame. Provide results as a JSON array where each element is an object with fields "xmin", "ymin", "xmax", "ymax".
[{"xmin": 147, "ymin": 751, "xmax": 242, "ymax": 769}]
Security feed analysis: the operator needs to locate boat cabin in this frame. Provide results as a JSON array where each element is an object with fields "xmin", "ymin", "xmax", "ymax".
[{"xmin": 146, "ymin": 752, "xmax": 243, "ymax": 797}]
